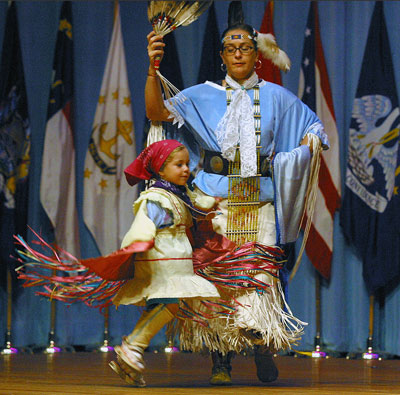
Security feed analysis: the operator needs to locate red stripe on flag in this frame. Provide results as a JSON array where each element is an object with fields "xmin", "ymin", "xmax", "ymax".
[
  {"xmin": 305, "ymin": 222, "xmax": 332, "ymax": 279},
  {"xmin": 62, "ymin": 101, "xmax": 73, "ymax": 132},
  {"xmin": 302, "ymin": 2, "xmax": 341, "ymax": 280},
  {"xmin": 319, "ymin": 156, "xmax": 341, "ymax": 217}
]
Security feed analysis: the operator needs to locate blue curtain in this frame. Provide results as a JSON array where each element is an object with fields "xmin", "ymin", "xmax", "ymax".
[{"xmin": 1, "ymin": 1, "xmax": 399, "ymax": 355}]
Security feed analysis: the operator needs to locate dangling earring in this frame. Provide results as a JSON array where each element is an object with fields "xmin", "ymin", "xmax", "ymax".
[
  {"xmin": 220, "ymin": 63, "xmax": 227, "ymax": 72},
  {"xmin": 254, "ymin": 59, "xmax": 262, "ymax": 70}
]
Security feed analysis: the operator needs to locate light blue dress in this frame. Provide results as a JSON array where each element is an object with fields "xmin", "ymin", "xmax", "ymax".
[{"xmin": 165, "ymin": 79, "xmax": 329, "ymax": 245}]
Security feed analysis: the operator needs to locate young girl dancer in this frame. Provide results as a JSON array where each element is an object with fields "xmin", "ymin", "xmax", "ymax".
[{"xmin": 107, "ymin": 139, "xmax": 222, "ymax": 386}]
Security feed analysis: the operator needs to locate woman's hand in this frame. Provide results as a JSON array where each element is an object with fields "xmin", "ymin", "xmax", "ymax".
[
  {"xmin": 300, "ymin": 134, "xmax": 313, "ymax": 154},
  {"xmin": 147, "ymin": 31, "xmax": 165, "ymax": 72}
]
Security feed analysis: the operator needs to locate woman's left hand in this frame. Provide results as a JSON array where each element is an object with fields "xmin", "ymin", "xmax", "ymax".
[{"xmin": 301, "ymin": 134, "xmax": 313, "ymax": 154}]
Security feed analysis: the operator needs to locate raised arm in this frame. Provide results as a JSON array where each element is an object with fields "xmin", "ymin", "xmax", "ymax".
[{"xmin": 145, "ymin": 31, "xmax": 172, "ymax": 122}]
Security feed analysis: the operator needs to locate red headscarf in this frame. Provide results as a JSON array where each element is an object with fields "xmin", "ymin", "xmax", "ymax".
[{"xmin": 124, "ymin": 139, "xmax": 184, "ymax": 186}]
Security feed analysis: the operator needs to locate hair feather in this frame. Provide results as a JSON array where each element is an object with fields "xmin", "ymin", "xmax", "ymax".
[{"xmin": 257, "ymin": 32, "xmax": 291, "ymax": 72}]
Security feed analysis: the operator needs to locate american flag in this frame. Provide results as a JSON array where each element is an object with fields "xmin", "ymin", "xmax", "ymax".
[{"xmin": 298, "ymin": 2, "xmax": 341, "ymax": 279}]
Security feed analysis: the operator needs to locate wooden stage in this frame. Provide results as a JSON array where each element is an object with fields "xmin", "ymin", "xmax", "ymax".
[{"xmin": 1, "ymin": 350, "xmax": 400, "ymax": 394}]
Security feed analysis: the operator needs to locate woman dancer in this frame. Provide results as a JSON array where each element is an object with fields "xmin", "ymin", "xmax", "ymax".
[{"xmin": 144, "ymin": 2, "xmax": 329, "ymax": 386}]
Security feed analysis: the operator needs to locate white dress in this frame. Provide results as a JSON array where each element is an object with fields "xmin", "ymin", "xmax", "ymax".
[{"xmin": 113, "ymin": 188, "xmax": 220, "ymax": 307}]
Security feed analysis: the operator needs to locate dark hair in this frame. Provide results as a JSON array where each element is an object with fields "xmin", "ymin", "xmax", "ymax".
[
  {"xmin": 221, "ymin": 2, "xmax": 257, "ymax": 51},
  {"xmin": 220, "ymin": 23, "xmax": 257, "ymax": 51}
]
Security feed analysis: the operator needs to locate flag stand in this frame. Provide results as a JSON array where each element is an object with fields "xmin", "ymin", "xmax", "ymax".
[
  {"xmin": 99, "ymin": 306, "xmax": 113, "ymax": 352},
  {"xmin": 45, "ymin": 269, "xmax": 60, "ymax": 354},
  {"xmin": 164, "ymin": 333, "xmax": 179, "ymax": 353},
  {"xmin": 45, "ymin": 286, "xmax": 60, "ymax": 354},
  {"xmin": 362, "ymin": 295, "xmax": 379, "ymax": 360},
  {"xmin": 1, "ymin": 270, "xmax": 18, "ymax": 354},
  {"xmin": 312, "ymin": 273, "xmax": 326, "ymax": 358}
]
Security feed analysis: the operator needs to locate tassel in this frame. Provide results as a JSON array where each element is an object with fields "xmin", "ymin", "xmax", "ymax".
[
  {"xmin": 289, "ymin": 134, "xmax": 323, "ymax": 281},
  {"xmin": 146, "ymin": 121, "xmax": 165, "ymax": 147},
  {"xmin": 13, "ymin": 231, "xmax": 126, "ymax": 312},
  {"xmin": 194, "ymin": 241, "xmax": 286, "ymax": 290}
]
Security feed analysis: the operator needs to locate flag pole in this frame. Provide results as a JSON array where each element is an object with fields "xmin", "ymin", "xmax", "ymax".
[
  {"xmin": 362, "ymin": 295, "xmax": 379, "ymax": 359},
  {"xmin": 113, "ymin": 0, "xmax": 118, "ymax": 23},
  {"xmin": 1, "ymin": 269, "xmax": 18, "ymax": 354},
  {"xmin": 164, "ymin": 330, "xmax": 178, "ymax": 353},
  {"xmin": 45, "ymin": 275, "xmax": 60, "ymax": 354},
  {"xmin": 99, "ymin": 306, "xmax": 113, "ymax": 352},
  {"xmin": 98, "ymin": 0, "xmax": 119, "ymax": 355},
  {"xmin": 312, "ymin": 273, "xmax": 326, "ymax": 358}
]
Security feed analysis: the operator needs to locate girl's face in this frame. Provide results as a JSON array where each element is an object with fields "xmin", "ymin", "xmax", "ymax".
[
  {"xmin": 220, "ymin": 28, "xmax": 259, "ymax": 84},
  {"xmin": 158, "ymin": 148, "xmax": 190, "ymax": 186}
]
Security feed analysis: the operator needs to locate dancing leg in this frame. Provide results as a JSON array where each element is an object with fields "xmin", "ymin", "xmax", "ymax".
[{"xmin": 112, "ymin": 303, "xmax": 176, "ymax": 382}]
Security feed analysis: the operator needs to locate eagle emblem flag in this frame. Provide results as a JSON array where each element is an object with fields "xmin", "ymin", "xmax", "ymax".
[{"xmin": 341, "ymin": 2, "xmax": 400, "ymax": 294}]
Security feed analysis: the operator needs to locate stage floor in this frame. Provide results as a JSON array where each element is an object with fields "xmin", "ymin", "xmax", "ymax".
[{"xmin": 1, "ymin": 351, "xmax": 400, "ymax": 394}]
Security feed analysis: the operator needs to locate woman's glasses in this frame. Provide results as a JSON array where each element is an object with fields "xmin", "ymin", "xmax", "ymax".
[{"xmin": 223, "ymin": 45, "xmax": 255, "ymax": 56}]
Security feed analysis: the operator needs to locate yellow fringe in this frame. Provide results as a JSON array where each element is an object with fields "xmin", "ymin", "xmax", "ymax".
[{"xmin": 289, "ymin": 134, "xmax": 323, "ymax": 282}]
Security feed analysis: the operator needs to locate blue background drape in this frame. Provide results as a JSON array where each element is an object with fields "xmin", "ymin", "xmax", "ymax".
[{"xmin": 1, "ymin": 1, "xmax": 399, "ymax": 355}]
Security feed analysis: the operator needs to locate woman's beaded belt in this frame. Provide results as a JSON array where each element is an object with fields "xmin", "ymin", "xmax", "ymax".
[{"xmin": 203, "ymin": 150, "xmax": 272, "ymax": 177}]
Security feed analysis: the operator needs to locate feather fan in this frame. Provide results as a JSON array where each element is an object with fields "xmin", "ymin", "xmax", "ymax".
[
  {"xmin": 148, "ymin": 1, "xmax": 212, "ymax": 37},
  {"xmin": 146, "ymin": 1, "xmax": 212, "ymax": 147},
  {"xmin": 148, "ymin": 1, "xmax": 212, "ymax": 78}
]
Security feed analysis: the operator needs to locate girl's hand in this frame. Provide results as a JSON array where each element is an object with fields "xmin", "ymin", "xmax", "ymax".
[{"xmin": 147, "ymin": 31, "xmax": 165, "ymax": 71}]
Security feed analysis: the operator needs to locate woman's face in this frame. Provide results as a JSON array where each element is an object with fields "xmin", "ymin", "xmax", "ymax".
[{"xmin": 220, "ymin": 28, "xmax": 258, "ymax": 84}]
